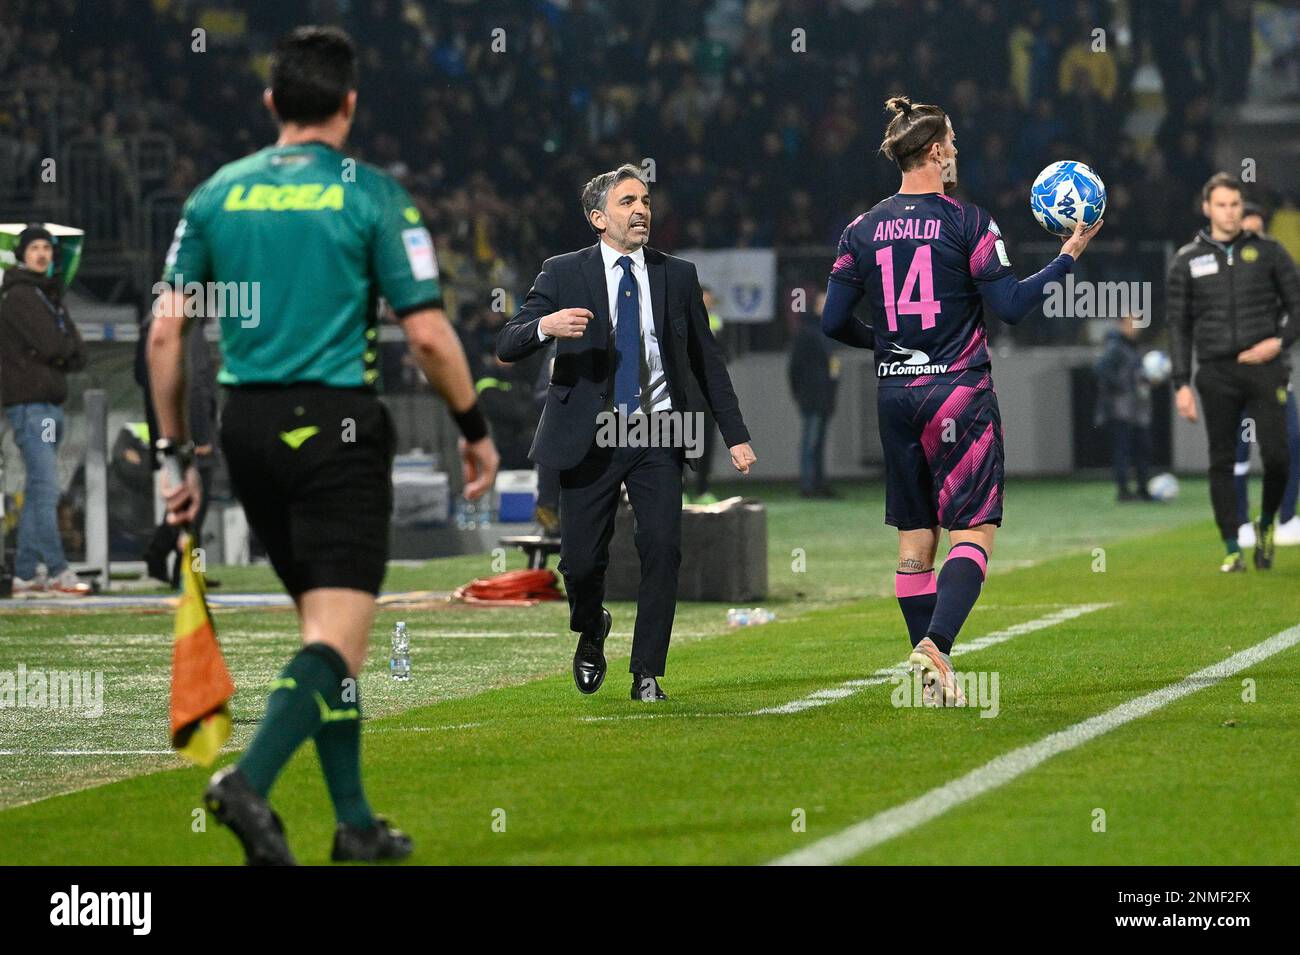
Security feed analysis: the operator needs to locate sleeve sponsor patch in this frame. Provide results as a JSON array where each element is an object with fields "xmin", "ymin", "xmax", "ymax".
[
  {"xmin": 402, "ymin": 227, "xmax": 438, "ymax": 281},
  {"xmin": 995, "ymin": 239, "xmax": 1011, "ymax": 267},
  {"xmin": 164, "ymin": 218, "xmax": 187, "ymax": 271}
]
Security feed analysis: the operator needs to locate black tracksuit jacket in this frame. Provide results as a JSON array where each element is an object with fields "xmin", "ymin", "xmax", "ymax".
[{"xmin": 1166, "ymin": 229, "xmax": 1300, "ymax": 389}]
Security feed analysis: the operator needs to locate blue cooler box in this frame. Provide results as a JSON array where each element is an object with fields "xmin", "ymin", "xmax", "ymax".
[{"xmin": 496, "ymin": 470, "xmax": 538, "ymax": 523}]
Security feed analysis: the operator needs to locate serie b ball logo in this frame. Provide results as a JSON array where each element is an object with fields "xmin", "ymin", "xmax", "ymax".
[{"xmin": 1030, "ymin": 161, "xmax": 1106, "ymax": 236}]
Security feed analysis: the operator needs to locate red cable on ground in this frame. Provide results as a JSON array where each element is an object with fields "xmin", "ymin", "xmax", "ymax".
[{"xmin": 452, "ymin": 569, "xmax": 565, "ymax": 606}]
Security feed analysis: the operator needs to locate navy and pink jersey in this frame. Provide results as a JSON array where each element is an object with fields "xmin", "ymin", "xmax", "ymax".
[{"xmin": 829, "ymin": 192, "xmax": 1013, "ymax": 390}]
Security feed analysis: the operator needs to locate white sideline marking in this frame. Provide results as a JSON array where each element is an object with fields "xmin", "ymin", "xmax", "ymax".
[
  {"xmin": 578, "ymin": 713, "xmax": 734, "ymax": 722},
  {"xmin": 0, "ymin": 749, "xmax": 175, "ymax": 756},
  {"xmin": 217, "ymin": 630, "xmax": 715, "ymax": 640},
  {"xmin": 370, "ymin": 722, "xmax": 485, "ymax": 733},
  {"xmin": 0, "ymin": 724, "xmax": 490, "ymax": 756},
  {"xmin": 575, "ymin": 604, "xmax": 1112, "ymax": 723},
  {"xmin": 750, "ymin": 603, "xmax": 1112, "ymax": 716},
  {"xmin": 769, "ymin": 622, "xmax": 1300, "ymax": 866}
]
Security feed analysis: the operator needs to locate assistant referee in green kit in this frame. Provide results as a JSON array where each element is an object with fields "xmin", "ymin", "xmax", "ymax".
[{"xmin": 147, "ymin": 26, "xmax": 499, "ymax": 865}]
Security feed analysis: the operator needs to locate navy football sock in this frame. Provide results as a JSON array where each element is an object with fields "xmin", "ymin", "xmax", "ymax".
[
  {"xmin": 895, "ymin": 570, "xmax": 937, "ymax": 648},
  {"xmin": 926, "ymin": 542, "xmax": 988, "ymax": 654}
]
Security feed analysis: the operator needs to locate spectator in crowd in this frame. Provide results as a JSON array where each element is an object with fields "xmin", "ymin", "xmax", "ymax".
[
  {"xmin": 788, "ymin": 290, "xmax": 839, "ymax": 499},
  {"xmin": 0, "ymin": 225, "xmax": 89, "ymax": 594},
  {"xmin": 0, "ymin": 0, "xmax": 1252, "ymax": 370},
  {"xmin": 1094, "ymin": 313, "xmax": 1154, "ymax": 503},
  {"xmin": 1270, "ymin": 194, "xmax": 1300, "ymax": 266}
]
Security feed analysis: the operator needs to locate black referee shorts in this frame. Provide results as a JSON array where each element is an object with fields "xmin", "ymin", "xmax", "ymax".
[{"xmin": 220, "ymin": 384, "xmax": 395, "ymax": 597}]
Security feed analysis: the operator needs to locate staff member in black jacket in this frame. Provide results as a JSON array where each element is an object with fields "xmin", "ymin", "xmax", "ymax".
[
  {"xmin": 1094, "ymin": 314, "xmax": 1154, "ymax": 503},
  {"xmin": 0, "ymin": 226, "xmax": 89, "ymax": 595},
  {"xmin": 497, "ymin": 164, "xmax": 756, "ymax": 701},
  {"xmin": 1168, "ymin": 173, "xmax": 1300, "ymax": 572},
  {"xmin": 789, "ymin": 290, "xmax": 839, "ymax": 498}
]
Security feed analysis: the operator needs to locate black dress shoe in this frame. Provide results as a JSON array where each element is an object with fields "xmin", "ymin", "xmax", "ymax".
[
  {"xmin": 331, "ymin": 816, "xmax": 413, "ymax": 862},
  {"xmin": 204, "ymin": 766, "xmax": 296, "ymax": 866},
  {"xmin": 631, "ymin": 673, "xmax": 666, "ymax": 701},
  {"xmin": 572, "ymin": 608, "xmax": 612, "ymax": 694}
]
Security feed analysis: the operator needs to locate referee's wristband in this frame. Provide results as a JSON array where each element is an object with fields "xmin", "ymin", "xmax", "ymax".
[
  {"xmin": 155, "ymin": 438, "xmax": 195, "ymax": 470},
  {"xmin": 452, "ymin": 402, "xmax": 489, "ymax": 443}
]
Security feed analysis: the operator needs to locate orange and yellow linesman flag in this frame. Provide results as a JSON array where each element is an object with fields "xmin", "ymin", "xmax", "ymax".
[{"xmin": 169, "ymin": 532, "xmax": 234, "ymax": 765}]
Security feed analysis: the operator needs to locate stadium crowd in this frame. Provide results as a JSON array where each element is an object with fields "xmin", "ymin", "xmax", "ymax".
[
  {"xmin": 1, "ymin": 0, "xmax": 1295, "ymax": 363},
  {"xmin": 1, "ymin": 1, "xmax": 1298, "ymax": 580}
]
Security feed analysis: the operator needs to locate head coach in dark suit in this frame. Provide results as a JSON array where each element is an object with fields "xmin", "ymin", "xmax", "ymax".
[{"xmin": 496, "ymin": 163, "xmax": 757, "ymax": 701}]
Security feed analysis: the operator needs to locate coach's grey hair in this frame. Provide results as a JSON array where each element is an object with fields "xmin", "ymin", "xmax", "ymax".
[{"xmin": 581, "ymin": 163, "xmax": 648, "ymax": 232}]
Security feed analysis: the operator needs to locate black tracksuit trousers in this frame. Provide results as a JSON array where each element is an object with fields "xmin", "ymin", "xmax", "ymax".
[{"xmin": 1195, "ymin": 358, "xmax": 1291, "ymax": 541}]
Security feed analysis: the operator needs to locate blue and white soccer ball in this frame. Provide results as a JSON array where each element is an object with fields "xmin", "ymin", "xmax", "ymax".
[
  {"xmin": 1029, "ymin": 161, "xmax": 1106, "ymax": 236},
  {"xmin": 1147, "ymin": 473, "xmax": 1179, "ymax": 502},
  {"xmin": 1141, "ymin": 349, "xmax": 1172, "ymax": 385}
]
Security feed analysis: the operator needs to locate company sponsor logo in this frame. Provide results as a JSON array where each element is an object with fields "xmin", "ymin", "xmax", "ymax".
[
  {"xmin": 222, "ymin": 183, "xmax": 344, "ymax": 211},
  {"xmin": 878, "ymin": 343, "xmax": 949, "ymax": 377}
]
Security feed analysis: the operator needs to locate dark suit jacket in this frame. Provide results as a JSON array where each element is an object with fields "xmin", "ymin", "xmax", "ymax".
[{"xmin": 496, "ymin": 243, "xmax": 750, "ymax": 471}]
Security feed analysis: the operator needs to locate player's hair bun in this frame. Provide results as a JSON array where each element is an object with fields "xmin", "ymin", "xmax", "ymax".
[
  {"xmin": 879, "ymin": 96, "xmax": 947, "ymax": 170},
  {"xmin": 885, "ymin": 96, "xmax": 914, "ymax": 117}
]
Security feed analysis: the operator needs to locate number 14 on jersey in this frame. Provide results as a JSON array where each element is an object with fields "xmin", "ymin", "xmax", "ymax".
[{"xmin": 876, "ymin": 245, "xmax": 941, "ymax": 331}]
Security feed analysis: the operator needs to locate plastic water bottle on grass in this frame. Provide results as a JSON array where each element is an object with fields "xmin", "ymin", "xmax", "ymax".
[
  {"xmin": 727, "ymin": 608, "xmax": 775, "ymax": 627},
  {"xmin": 390, "ymin": 621, "xmax": 411, "ymax": 681}
]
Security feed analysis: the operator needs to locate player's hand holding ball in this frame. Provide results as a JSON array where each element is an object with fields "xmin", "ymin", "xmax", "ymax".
[
  {"xmin": 540, "ymin": 308, "xmax": 592, "ymax": 339},
  {"xmin": 1060, "ymin": 216, "xmax": 1103, "ymax": 260}
]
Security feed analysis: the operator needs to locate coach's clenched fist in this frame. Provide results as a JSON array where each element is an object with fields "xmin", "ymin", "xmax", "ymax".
[{"xmin": 540, "ymin": 308, "xmax": 592, "ymax": 339}]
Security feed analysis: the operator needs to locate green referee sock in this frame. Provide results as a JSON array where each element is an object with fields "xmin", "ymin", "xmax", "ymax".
[
  {"xmin": 313, "ymin": 678, "xmax": 375, "ymax": 829},
  {"xmin": 238, "ymin": 643, "xmax": 348, "ymax": 797}
]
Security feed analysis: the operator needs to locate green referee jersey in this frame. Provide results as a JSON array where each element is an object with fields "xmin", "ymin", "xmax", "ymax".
[{"xmin": 162, "ymin": 141, "xmax": 441, "ymax": 388}]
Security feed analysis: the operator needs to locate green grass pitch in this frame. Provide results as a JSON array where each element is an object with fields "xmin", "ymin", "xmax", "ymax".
[{"xmin": 0, "ymin": 478, "xmax": 1296, "ymax": 864}]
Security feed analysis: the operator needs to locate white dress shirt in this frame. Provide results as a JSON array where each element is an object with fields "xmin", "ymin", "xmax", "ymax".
[{"xmin": 539, "ymin": 241, "xmax": 673, "ymax": 414}]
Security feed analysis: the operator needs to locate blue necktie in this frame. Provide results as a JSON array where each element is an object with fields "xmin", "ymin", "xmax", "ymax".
[{"xmin": 614, "ymin": 255, "xmax": 641, "ymax": 414}]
